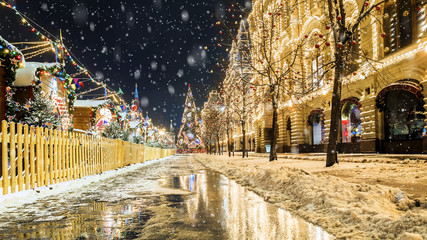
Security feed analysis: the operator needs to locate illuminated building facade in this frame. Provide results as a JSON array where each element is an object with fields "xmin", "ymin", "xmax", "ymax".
[{"xmin": 222, "ymin": 0, "xmax": 427, "ymax": 154}]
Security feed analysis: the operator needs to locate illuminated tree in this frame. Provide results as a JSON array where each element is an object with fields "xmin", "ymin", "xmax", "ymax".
[
  {"xmin": 201, "ymin": 90, "xmax": 225, "ymax": 154},
  {"xmin": 177, "ymin": 85, "xmax": 203, "ymax": 149}
]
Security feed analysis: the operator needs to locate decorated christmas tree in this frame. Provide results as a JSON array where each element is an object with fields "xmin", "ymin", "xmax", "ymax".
[
  {"xmin": 18, "ymin": 91, "xmax": 63, "ymax": 129},
  {"xmin": 177, "ymin": 85, "xmax": 203, "ymax": 149}
]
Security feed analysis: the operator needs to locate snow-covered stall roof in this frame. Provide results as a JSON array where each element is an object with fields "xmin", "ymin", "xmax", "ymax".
[
  {"xmin": 15, "ymin": 62, "xmax": 59, "ymax": 87},
  {"xmin": 74, "ymin": 100, "xmax": 109, "ymax": 108},
  {"xmin": 0, "ymin": 35, "xmax": 24, "ymax": 62}
]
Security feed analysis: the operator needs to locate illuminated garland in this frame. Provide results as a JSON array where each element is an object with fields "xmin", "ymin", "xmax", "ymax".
[
  {"xmin": 0, "ymin": 36, "xmax": 24, "ymax": 121},
  {"xmin": 90, "ymin": 100, "xmax": 131, "ymax": 129},
  {"xmin": 0, "ymin": 1, "xmax": 129, "ymax": 109},
  {"xmin": 34, "ymin": 65, "xmax": 76, "ymax": 115}
]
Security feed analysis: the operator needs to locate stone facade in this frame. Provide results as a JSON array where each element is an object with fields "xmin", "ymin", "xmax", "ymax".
[
  {"xmin": 218, "ymin": 0, "xmax": 427, "ymax": 154},
  {"xmin": 255, "ymin": 0, "xmax": 427, "ymax": 154}
]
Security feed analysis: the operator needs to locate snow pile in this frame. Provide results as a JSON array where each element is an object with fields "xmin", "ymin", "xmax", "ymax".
[{"xmin": 196, "ymin": 155, "xmax": 427, "ymax": 239}]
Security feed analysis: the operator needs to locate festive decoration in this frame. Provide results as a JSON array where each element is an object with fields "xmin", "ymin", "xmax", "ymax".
[
  {"xmin": 90, "ymin": 100, "xmax": 131, "ymax": 131},
  {"xmin": 0, "ymin": 35, "xmax": 24, "ymax": 121},
  {"xmin": 17, "ymin": 91, "xmax": 62, "ymax": 129},
  {"xmin": 100, "ymin": 121, "xmax": 130, "ymax": 141},
  {"xmin": 0, "ymin": 1, "xmax": 129, "ymax": 110},
  {"xmin": 177, "ymin": 85, "xmax": 203, "ymax": 149}
]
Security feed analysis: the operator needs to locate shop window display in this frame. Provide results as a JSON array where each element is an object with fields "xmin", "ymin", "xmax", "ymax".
[{"xmin": 341, "ymin": 102, "xmax": 362, "ymax": 143}]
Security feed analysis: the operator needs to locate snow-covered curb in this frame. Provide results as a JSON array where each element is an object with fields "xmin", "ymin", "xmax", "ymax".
[
  {"xmin": 0, "ymin": 157, "xmax": 171, "ymax": 213},
  {"xmin": 196, "ymin": 155, "xmax": 427, "ymax": 240}
]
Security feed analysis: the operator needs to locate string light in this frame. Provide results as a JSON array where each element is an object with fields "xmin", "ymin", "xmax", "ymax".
[{"xmin": 0, "ymin": 0, "xmax": 135, "ymax": 114}]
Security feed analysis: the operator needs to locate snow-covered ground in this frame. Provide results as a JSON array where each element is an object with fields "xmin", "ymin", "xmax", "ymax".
[{"xmin": 196, "ymin": 154, "xmax": 427, "ymax": 240}]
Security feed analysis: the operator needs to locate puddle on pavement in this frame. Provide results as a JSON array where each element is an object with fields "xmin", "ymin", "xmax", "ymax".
[{"xmin": 0, "ymin": 169, "xmax": 333, "ymax": 239}]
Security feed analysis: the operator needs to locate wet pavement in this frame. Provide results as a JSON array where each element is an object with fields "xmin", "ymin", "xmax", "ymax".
[{"xmin": 0, "ymin": 155, "xmax": 333, "ymax": 239}]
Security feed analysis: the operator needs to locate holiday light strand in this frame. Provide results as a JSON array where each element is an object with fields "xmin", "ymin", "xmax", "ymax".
[{"xmin": 0, "ymin": 1, "xmax": 128, "ymax": 106}]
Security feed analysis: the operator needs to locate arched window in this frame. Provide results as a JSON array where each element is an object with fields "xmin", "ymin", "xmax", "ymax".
[
  {"xmin": 384, "ymin": 90, "xmax": 425, "ymax": 140},
  {"xmin": 308, "ymin": 110, "xmax": 325, "ymax": 145},
  {"xmin": 341, "ymin": 102, "xmax": 362, "ymax": 143}
]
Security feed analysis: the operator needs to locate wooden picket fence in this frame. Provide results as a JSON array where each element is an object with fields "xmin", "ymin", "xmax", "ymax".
[{"xmin": 0, "ymin": 120, "xmax": 176, "ymax": 196}]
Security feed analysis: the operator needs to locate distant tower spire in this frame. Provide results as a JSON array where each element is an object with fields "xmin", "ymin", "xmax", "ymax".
[
  {"xmin": 170, "ymin": 120, "xmax": 174, "ymax": 132},
  {"xmin": 134, "ymin": 83, "xmax": 140, "ymax": 109}
]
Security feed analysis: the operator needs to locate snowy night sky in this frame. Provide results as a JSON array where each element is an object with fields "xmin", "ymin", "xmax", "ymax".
[{"xmin": 0, "ymin": 0, "xmax": 251, "ymax": 129}]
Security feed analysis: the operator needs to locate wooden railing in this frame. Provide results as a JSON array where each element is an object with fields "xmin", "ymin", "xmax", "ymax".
[{"xmin": 0, "ymin": 120, "xmax": 176, "ymax": 196}]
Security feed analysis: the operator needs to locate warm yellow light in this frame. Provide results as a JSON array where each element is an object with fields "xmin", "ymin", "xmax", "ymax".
[
  {"xmin": 21, "ymin": 18, "xmax": 26, "ymax": 23},
  {"xmin": 322, "ymin": 89, "xmax": 328, "ymax": 95},
  {"xmin": 424, "ymin": 44, "xmax": 427, "ymax": 53}
]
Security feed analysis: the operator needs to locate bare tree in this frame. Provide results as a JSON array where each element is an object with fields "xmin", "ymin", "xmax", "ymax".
[
  {"xmin": 318, "ymin": 0, "xmax": 385, "ymax": 166},
  {"xmin": 243, "ymin": 2, "xmax": 313, "ymax": 161},
  {"xmin": 201, "ymin": 91, "xmax": 225, "ymax": 155},
  {"xmin": 225, "ymin": 21, "xmax": 261, "ymax": 158},
  {"xmin": 219, "ymin": 82, "xmax": 236, "ymax": 157}
]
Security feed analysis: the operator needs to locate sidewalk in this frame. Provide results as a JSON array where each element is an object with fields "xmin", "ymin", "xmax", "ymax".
[
  {"xmin": 196, "ymin": 153, "xmax": 427, "ymax": 239},
  {"xmin": 214, "ymin": 152, "xmax": 427, "ymax": 200}
]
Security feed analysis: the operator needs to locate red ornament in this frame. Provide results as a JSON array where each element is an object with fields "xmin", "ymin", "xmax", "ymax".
[
  {"xmin": 364, "ymin": 2, "xmax": 369, "ymax": 6},
  {"xmin": 337, "ymin": 43, "xmax": 343, "ymax": 48},
  {"xmin": 319, "ymin": 34, "xmax": 323, "ymax": 38},
  {"xmin": 352, "ymin": 40, "xmax": 357, "ymax": 45},
  {"xmin": 315, "ymin": 44, "xmax": 320, "ymax": 48},
  {"xmin": 304, "ymin": 35, "xmax": 308, "ymax": 38},
  {"xmin": 337, "ymin": 16, "xmax": 342, "ymax": 20},
  {"xmin": 381, "ymin": 33, "xmax": 386, "ymax": 37},
  {"xmin": 376, "ymin": 6, "xmax": 381, "ymax": 10},
  {"xmin": 326, "ymin": 25, "xmax": 331, "ymax": 30},
  {"xmin": 325, "ymin": 42, "xmax": 331, "ymax": 46}
]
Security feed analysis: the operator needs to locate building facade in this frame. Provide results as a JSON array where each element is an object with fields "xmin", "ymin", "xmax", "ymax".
[{"xmin": 221, "ymin": 0, "xmax": 427, "ymax": 154}]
